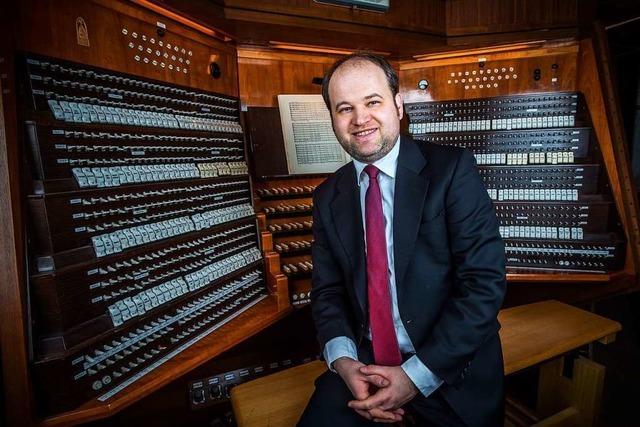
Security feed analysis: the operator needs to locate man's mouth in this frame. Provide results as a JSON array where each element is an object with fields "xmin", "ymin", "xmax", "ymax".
[{"xmin": 352, "ymin": 128, "xmax": 377, "ymax": 137}]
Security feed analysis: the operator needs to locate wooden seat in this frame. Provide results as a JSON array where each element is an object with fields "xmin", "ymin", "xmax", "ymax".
[{"xmin": 230, "ymin": 300, "xmax": 621, "ymax": 427}]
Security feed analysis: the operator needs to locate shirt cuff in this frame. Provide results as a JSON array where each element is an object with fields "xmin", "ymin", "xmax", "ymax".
[
  {"xmin": 323, "ymin": 336, "xmax": 358, "ymax": 372},
  {"xmin": 401, "ymin": 355, "xmax": 443, "ymax": 398}
]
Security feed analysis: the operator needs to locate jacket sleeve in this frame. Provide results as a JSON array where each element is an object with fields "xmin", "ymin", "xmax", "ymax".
[
  {"xmin": 310, "ymin": 191, "xmax": 358, "ymax": 350},
  {"xmin": 416, "ymin": 149, "xmax": 506, "ymax": 385}
]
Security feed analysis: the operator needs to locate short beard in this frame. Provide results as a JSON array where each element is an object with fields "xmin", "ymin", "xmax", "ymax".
[{"xmin": 341, "ymin": 133, "xmax": 397, "ymax": 163}]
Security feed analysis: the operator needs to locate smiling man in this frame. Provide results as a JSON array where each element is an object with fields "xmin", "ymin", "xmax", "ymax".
[{"xmin": 297, "ymin": 53, "xmax": 506, "ymax": 427}]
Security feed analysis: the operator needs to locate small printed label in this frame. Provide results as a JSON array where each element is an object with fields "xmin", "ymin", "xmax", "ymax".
[
  {"xmin": 30, "ymin": 74, "xmax": 43, "ymax": 81},
  {"xmin": 72, "ymin": 213, "xmax": 84, "ymax": 219},
  {"xmin": 72, "ymin": 355, "xmax": 85, "ymax": 366},
  {"xmin": 52, "ymin": 129, "xmax": 65, "ymax": 135},
  {"xmin": 131, "ymin": 150, "xmax": 145, "ymax": 156},
  {"xmin": 57, "ymin": 158, "xmax": 69, "ymax": 164},
  {"xmin": 32, "ymin": 89, "xmax": 45, "ymax": 95},
  {"xmin": 75, "ymin": 226, "xmax": 87, "ymax": 232},
  {"xmin": 74, "ymin": 371, "xmax": 87, "ymax": 380},
  {"xmin": 27, "ymin": 58, "xmax": 40, "ymax": 65},
  {"xmin": 108, "ymin": 93, "xmax": 123, "ymax": 100},
  {"xmin": 201, "ymin": 107, "xmax": 211, "ymax": 112},
  {"xmin": 157, "ymin": 21, "xmax": 167, "ymax": 29},
  {"xmin": 133, "ymin": 209, "xmax": 147, "ymax": 215},
  {"xmin": 87, "ymin": 268, "xmax": 99, "ymax": 276},
  {"xmin": 54, "ymin": 144, "xmax": 67, "ymax": 149},
  {"xmin": 89, "ymin": 282, "xmax": 101, "ymax": 289},
  {"xmin": 69, "ymin": 198, "xmax": 82, "ymax": 204},
  {"xmin": 91, "ymin": 296, "xmax": 104, "ymax": 303}
]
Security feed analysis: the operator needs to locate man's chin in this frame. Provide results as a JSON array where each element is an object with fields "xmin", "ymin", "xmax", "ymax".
[
  {"xmin": 349, "ymin": 150, "xmax": 384, "ymax": 163},
  {"xmin": 347, "ymin": 141, "xmax": 394, "ymax": 163}
]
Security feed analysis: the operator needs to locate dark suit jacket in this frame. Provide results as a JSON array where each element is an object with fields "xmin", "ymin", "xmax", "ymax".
[{"xmin": 310, "ymin": 136, "xmax": 507, "ymax": 427}]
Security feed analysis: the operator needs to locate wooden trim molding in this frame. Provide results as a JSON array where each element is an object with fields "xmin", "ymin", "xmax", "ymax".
[{"xmin": 0, "ymin": 79, "xmax": 35, "ymax": 427}]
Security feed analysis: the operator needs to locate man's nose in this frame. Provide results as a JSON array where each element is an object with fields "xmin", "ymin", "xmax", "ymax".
[{"xmin": 352, "ymin": 106, "xmax": 371, "ymax": 126}]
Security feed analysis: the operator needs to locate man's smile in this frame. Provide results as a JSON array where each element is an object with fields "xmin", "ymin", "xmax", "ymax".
[{"xmin": 352, "ymin": 128, "xmax": 378, "ymax": 137}]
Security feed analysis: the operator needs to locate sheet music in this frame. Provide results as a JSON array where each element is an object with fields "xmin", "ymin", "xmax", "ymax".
[{"xmin": 278, "ymin": 94, "xmax": 350, "ymax": 174}]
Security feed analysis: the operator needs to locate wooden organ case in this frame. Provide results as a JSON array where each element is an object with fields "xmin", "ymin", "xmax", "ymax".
[{"xmin": 1, "ymin": 1, "xmax": 639, "ymax": 426}]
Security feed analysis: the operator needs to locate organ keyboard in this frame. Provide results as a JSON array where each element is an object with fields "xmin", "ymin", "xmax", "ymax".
[
  {"xmin": 19, "ymin": 53, "xmax": 269, "ymax": 411},
  {"xmin": 407, "ymin": 91, "xmax": 625, "ymax": 273}
]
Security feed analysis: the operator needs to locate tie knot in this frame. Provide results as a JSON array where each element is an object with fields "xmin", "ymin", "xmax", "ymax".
[{"xmin": 364, "ymin": 164, "xmax": 380, "ymax": 180}]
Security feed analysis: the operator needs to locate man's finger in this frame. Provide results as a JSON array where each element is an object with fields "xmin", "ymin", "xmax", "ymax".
[
  {"xmin": 354, "ymin": 409, "xmax": 372, "ymax": 420},
  {"xmin": 369, "ymin": 407, "xmax": 402, "ymax": 423},
  {"xmin": 361, "ymin": 373, "xmax": 389, "ymax": 388},
  {"xmin": 348, "ymin": 393, "xmax": 386, "ymax": 411},
  {"xmin": 372, "ymin": 417, "xmax": 399, "ymax": 424},
  {"xmin": 359, "ymin": 364, "xmax": 388, "ymax": 377},
  {"xmin": 393, "ymin": 408, "xmax": 405, "ymax": 416},
  {"xmin": 351, "ymin": 387, "xmax": 369, "ymax": 401}
]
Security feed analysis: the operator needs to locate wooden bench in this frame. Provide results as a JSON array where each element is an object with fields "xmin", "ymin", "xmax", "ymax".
[{"xmin": 230, "ymin": 300, "xmax": 621, "ymax": 427}]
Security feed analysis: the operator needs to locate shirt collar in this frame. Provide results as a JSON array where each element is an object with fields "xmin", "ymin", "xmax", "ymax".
[{"xmin": 353, "ymin": 136, "xmax": 401, "ymax": 187}]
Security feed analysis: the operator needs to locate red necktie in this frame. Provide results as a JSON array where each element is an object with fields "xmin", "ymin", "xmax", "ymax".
[{"xmin": 364, "ymin": 165, "xmax": 402, "ymax": 366}]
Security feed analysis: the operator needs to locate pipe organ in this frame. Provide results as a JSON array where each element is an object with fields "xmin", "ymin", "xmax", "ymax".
[
  {"xmin": 406, "ymin": 91, "xmax": 626, "ymax": 273},
  {"xmin": 0, "ymin": 1, "xmax": 638, "ymax": 426},
  {"xmin": 21, "ymin": 52, "xmax": 269, "ymax": 412}
]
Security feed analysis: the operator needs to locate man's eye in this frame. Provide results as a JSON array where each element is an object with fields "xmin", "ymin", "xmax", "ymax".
[
  {"xmin": 368, "ymin": 100, "xmax": 380, "ymax": 106},
  {"xmin": 338, "ymin": 107, "xmax": 352, "ymax": 113}
]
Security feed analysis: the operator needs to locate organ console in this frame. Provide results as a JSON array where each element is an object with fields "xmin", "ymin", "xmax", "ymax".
[
  {"xmin": 0, "ymin": 1, "xmax": 638, "ymax": 426},
  {"xmin": 19, "ymin": 53, "xmax": 271, "ymax": 413},
  {"xmin": 406, "ymin": 91, "xmax": 626, "ymax": 273}
]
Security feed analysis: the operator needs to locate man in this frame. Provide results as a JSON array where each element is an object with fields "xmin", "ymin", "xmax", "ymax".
[{"xmin": 298, "ymin": 53, "xmax": 506, "ymax": 427}]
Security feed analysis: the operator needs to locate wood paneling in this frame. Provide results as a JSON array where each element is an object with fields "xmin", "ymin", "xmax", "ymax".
[
  {"xmin": 0, "ymin": 79, "xmax": 35, "ymax": 427},
  {"xmin": 446, "ymin": 0, "xmax": 582, "ymax": 36},
  {"xmin": 399, "ymin": 43, "xmax": 579, "ymax": 104},
  {"xmin": 238, "ymin": 49, "xmax": 336, "ymax": 107},
  {"xmin": 223, "ymin": 0, "xmax": 445, "ymax": 34},
  {"xmin": 576, "ymin": 33, "xmax": 640, "ymax": 276},
  {"xmin": 12, "ymin": 0, "xmax": 239, "ymax": 96}
]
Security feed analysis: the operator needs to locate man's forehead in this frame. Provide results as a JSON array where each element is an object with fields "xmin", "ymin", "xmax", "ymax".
[
  {"xmin": 333, "ymin": 59, "xmax": 382, "ymax": 78},
  {"xmin": 329, "ymin": 60, "xmax": 389, "ymax": 99}
]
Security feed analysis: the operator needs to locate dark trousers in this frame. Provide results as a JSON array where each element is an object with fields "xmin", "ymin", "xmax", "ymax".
[{"xmin": 298, "ymin": 343, "xmax": 466, "ymax": 427}]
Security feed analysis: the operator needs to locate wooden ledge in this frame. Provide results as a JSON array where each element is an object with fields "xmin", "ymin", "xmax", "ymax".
[
  {"xmin": 506, "ymin": 270, "xmax": 633, "ymax": 283},
  {"xmin": 39, "ymin": 295, "xmax": 292, "ymax": 427},
  {"xmin": 499, "ymin": 300, "xmax": 621, "ymax": 375}
]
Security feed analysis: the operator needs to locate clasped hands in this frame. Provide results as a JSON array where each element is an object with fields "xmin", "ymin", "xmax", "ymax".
[{"xmin": 333, "ymin": 357, "xmax": 418, "ymax": 423}]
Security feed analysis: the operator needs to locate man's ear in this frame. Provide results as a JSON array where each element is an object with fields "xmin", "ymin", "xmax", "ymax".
[{"xmin": 395, "ymin": 93, "xmax": 403, "ymax": 120}]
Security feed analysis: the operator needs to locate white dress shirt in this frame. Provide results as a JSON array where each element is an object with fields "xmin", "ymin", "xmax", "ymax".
[{"xmin": 323, "ymin": 137, "xmax": 443, "ymax": 397}]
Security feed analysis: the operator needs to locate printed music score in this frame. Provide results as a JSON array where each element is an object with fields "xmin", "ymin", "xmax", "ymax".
[{"xmin": 277, "ymin": 94, "xmax": 350, "ymax": 174}]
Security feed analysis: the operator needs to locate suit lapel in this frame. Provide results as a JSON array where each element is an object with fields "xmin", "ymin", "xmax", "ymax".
[
  {"xmin": 394, "ymin": 138, "xmax": 429, "ymax": 297},
  {"xmin": 330, "ymin": 164, "xmax": 367, "ymax": 316}
]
